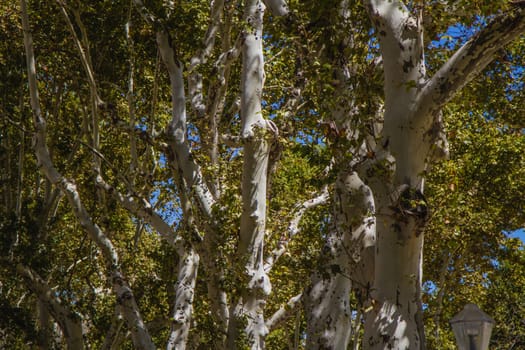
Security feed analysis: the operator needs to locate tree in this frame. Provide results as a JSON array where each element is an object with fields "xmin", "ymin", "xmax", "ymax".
[
  {"xmin": 2, "ymin": 0, "xmax": 524, "ymax": 349},
  {"xmin": 357, "ymin": 1, "xmax": 525, "ymax": 348}
]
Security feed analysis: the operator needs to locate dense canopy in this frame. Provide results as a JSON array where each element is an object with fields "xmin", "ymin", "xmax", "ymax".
[{"xmin": 1, "ymin": 0, "xmax": 524, "ymax": 349}]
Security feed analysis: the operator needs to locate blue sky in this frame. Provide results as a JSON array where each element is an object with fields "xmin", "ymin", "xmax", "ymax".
[
  {"xmin": 507, "ymin": 228, "xmax": 525, "ymax": 242},
  {"xmin": 432, "ymin": 20, "xmax": 525, "ymax": 244}
]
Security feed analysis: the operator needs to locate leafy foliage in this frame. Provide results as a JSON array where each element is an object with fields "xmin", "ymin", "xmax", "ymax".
[{"xmin": 1, "ymin": 0, "xmax": 524, "ymax": 348}]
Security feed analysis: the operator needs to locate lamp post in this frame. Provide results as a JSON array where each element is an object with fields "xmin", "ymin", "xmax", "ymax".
[{"xmin": 450, "ymin": 303, "xmax": 495, "ymax": 350}]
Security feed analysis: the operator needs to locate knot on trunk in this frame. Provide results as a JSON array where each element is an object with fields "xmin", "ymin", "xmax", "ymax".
[
  {"xmin": 390, "ymin": 185, "xmax": 429, "ymax": 234},
  {"xmin": 247, "ymin": 269, "xmax": 272, "ymax": 297}
]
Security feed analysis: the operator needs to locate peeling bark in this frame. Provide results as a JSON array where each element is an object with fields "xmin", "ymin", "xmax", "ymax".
[
  {"xmin": 415, "ymin": 6, "xmax": 525, "ymax": 116},
  {"xmin": 227, "ymin": 1, "xmax": 274, "ymax": 348},
  {"xmin": 167, "ymin": 245, "xmax": 199, "ymax": 350},
  {"xmin": 156, "ymin": 30, "xmax": 216, "ymax": 220},
  {"xmin": 154, "ymin": 15, "xmax": 233, "ymax": 347},
  {"xmin": 362, "ymin": 1, "xmax": 525, "ymax": 348},
  {"xmin": 305, "ymin": 172, "xmax": 375, "ymax": 350}
]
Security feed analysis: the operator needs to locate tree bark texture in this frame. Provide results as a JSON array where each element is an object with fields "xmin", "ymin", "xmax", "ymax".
[
  {"xmin": 227, "ymin": 1, "xmax": 275, "ymax": 348},
  {"xmin": 305, "ymin": 171, "xmax": 375, "ymax": 349},
  {"xmin": 167, "ymin": 245, "xmax": 200, "ymax": 350},
  {"xmin": 363, "ymin": 1, "xmax": 525, "ymax": 348}
]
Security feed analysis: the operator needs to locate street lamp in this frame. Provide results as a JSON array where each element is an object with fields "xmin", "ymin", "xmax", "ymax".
[{"xmin": 450, "ymin": 303, "xmax": 495, "ymax": 350}]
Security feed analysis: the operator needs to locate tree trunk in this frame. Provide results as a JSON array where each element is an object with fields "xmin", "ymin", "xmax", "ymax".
[
  {"xmin": 362, "ymin": 1, "xmax": 430, "ymax": 347},
  {"xmin": 305, "ymin": 171, "xmax": 375, "ymax": 349},
  {"xmin": 363, "ymin": 1, "xmax": 525, "ymax": 348},
  {"xmin": 167, "ymin": 245, "xmax": 199, "ymax": 350},
  {"xmin": 227, "ymin": 1, "xmax": 274, "ymax": 348}
]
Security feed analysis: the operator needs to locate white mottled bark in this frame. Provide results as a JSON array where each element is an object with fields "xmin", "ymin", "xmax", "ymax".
[
  {"xmin": 363, "ymin": 1, "xmax": 525, "ymax": 349},
  {"xmin": 305, "ymin": 172, "xmax": 375, "ymax": 349},
  {"xmin": 227, "ymin": 1, "xmax": 274, "ymax": 348},
  {"xmin": 156, "ymin": 31, "xmax": 215, "ymax": 219},
  {"xmin": 156, "ymin": 24, "xmax": 229, "ymax": 347},
  {"xmin": 21, "ymin": 2, "xmax": 154, "ymax": 348},
  {"xmin": 167, "ymin": 246, "xmax": 199, "ymax": 350},
  {"xmin": 415, "ymin": 6, "xmax": 525, "ymax": 117},
  {"xmin": 304, "ymin": 2, "xmax": 376, "ymax": 347},
  {"xmin": 362, "ymin": 1, "xmax": 433, "ymax": 348},
  {"xmin": 263, "ymin": 0, "xmax": 289, "ymax": 16}
]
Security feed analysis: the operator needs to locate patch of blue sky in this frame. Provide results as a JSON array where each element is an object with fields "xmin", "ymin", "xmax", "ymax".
[
  {"xmin": 149, "ymin": 179, "xmax": 182, "ymax": 227},
  {"xmin": 366, "ymin": 28, "xmax": 380, "ymax": 62},
  {"xmin": 423, "ymin": 280, "xmax": 437, "ymax": 295},
  {"xmin": 187, "ymin": 123, "xmax": 201, "ymax": 148},
  {"xmin": 506, "ymin": 63, "xmax": 524, "ymax": 97},
  {"xmin": 137, "ymin": 119, "xmax": 148, "ymax": 131},
  {"xmin": 504, "ymin": 228, "xmax": 525, "ymax": 243},
  {"xmin": 228, "ymin": 146, "xmax": 242, "ymax": 160},
  {"xmin": 159, "ymin": 153, "xmax": 167, "ymax": 168},
  {"xmin": 158, "ymin": 205, "xmax": 182, "ymax": 227},
  {"xmin": 294, "ymin": 130, "xmax": 316, "ymax": 145},
  {"xmin": 262, "ymin": 97, "xmax": 284, "ymax": 111},
  {"xmin": 429, "ymin": 16, "xmax": 485, "ymax": 50}
]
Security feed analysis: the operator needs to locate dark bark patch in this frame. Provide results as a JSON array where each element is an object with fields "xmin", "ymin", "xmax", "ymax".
[
  {"xmin": 390, "ymin": 186, "xmax": 430, "ymax": 236},
  {"xmin": 402, "ymin": 58, "xmax": 414, "ymax": 73}
]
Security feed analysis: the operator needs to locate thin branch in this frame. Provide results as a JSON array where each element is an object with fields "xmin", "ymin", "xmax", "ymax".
[
  {"xmin": 188, "ymin": 0, "xmax": 225, "ymax": 118},
  {"xmin": 131, "ymin": 0, "xmax": 157, "ymax": 26},
  {"xmin": 125, "ymin": 2, "xmax": 138, "ymax": 181},
  {"xmin": 56, "ymin": 0, "xmax": 102, "ymax": 106},
  {"xmin": 265, "ymin": 293, "xmax": 302, "ymax": 331},
  {"xmin": 20, "ymin": 1, "xmax": 154, "ymax": 347},
  {"xmin": 264, "ymin": 186, "xmax": 330, "ymax": 273},
  {"xmin": 101, "ymin": 305, "xmax": 125, "ymax": 350},
  {"xmin": 96, "ymin": 175, "xmax": 180, "ymax": 247}
]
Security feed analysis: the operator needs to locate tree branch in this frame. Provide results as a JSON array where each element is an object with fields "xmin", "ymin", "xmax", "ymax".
[
  {"xmin": 16, "ymin": 264, "xmax": 84, "ymax": 350},
  {"xmin": 264, "ymin": 186, "xmax": 330, "ymax": 273},
  {"xmin": 131, "ymin": 0, "xmax": 157, "ymax": 26},
  {"xmin": 415, "ymin": 7, "xmax": 525, "ymax": 117},
  {"xmin": 228, "ymin": 1, "xmax": 273, "ymax": 347},
  {"xmin": 101, "ymin": 305, "xmax": 125, "ymax": 350},
  {"xmin": 265, "ymin": 293, "xmax": 302, "ymax": 331},
  {"xmin": 263, "ymin": 0, "xmax": 289, "ymax": 17},
  {"xmin": 188, "ymin": 0, "xmax": 224, "ymax": 118},
  {"xmin": 152, "ymin": 12, "xmax": 231, "ymax": 343},
  {"xmin": 96, "ymin": 176, "xmax": 180, "ymax": 247},
  {"xmin": 156, "ymin": 30, "xmax": 216, "ymax": 219},
  {"xmin": 166, "ymin": 246, "xmax": 200, "ymax": 350},
  {"xmin": 20, "ymin": 2, "xmax": 155, "ymax": 347}
]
